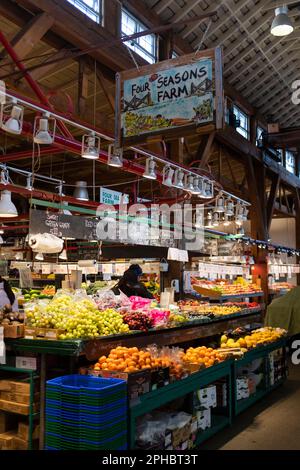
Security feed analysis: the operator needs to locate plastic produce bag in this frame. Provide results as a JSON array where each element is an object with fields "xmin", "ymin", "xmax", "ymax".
[
  {"xmin": 29, "ymin": 233, "xmax": 64, "ymax": 253},
  {"xmin": 129, "ymin": 296, "xmax": 152, "ymax": 310}
]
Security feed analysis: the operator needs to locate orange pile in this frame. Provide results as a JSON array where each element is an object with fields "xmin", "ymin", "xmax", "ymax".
[
  {"xmin": 183, "ymin": 346, "xmax": 223, "ymax": 368},
  {"xmin": 94, "ymin": 346, "xmax": 162, "ymax": 373}
]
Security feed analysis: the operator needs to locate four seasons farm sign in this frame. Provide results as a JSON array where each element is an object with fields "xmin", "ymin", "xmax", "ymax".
[{"xmin": 116, "ymin": 47, "xmax": 223, "ymax": 145}]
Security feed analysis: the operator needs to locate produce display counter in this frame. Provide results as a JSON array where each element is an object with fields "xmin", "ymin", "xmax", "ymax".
[{"xmin": 5, "ymin": 309, "xmax": 262, "ymax": 360}]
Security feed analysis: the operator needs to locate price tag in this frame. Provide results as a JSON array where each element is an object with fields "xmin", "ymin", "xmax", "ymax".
[
  {"xmin": 103, "ymin": 273, "xmax": 112, "ymax": 281},
  {"xmin": 102, "ymin": 263, "xmax": 113, "ymax": 274}
]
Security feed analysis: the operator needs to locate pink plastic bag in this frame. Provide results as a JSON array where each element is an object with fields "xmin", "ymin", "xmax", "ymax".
[{"xmin": 129, "ymin": 296, "xmax": 152, "ymax": 310}]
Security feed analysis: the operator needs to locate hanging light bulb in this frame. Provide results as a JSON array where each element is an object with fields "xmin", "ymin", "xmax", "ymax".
[
  {"xmin": 81, "ymin": 132, "xmax": 100, "ymax": 160},
  {"xmin": 1, "ymin": 102, "xmax": 24, "ymax": 135},
  {"xmin": 204, "ymin": 211, "xmax": 214, "ymax": 228},
  {"xmin": 194, "ymin": 211, "xmax": 203, "ymax": 228},
  {"xmin": 162, "ymin": 165, "xmax": 175, "ymax": 187},
  {"xmin": 73, "ymin": 181, "xmax": 89, "ymax": 201},
  {"xmin": 26, "ymin": 175, "xmax": 33, "ymax": 191},
  {"xmin": 271, "ymin": 6, "xmax": 293, "ymax": 36},
  {"xmin": 192, "ymin": 176, "xmax": 201, "ymax": 195},
  {"xmin": 0, "ymin": 169, "xmax": 9, "ymax": 185},
  {"xmin": 34, "ymin": 114, "xmax": 56, "ymax": 145},
  {"xmin": 59, "ymin": 249, "xmax": 67, "ymax": 261},
  {"xmin": 143, "ymin": 157, "xmax": 157, "ymax": 180},
  {"xmin": 35, "ymin": 252, "xmax": 44, "ymax": 261},
  {"xmin": 174, "ymin": 168, "xmax": 185, "ymax": 189},
  {"xmin": 0, "ymin": 191, "xmax": 18, "ymax": 217},
  {"xmin": 107, "ymin": 144, "xmax": 123, "ymax": 167},
  {"xmin": 223, "ymin": 214, "xmax": 231, "ymax": 226},
  {"xmin": 225, "ymin": 199, "xmax": 234, "ymax": 216},
  {"xmin": 242, "ymin": 206, "xmax": 249, "ymax": 221},
  {"xmin": 215, "ymin": 193, "xmax": 225, "ymax": 213},
  {"xmin": 212, "ymin": 212, "xmax": 219, "ymax": 227},
  {"xmin": 201, "ymin": 180, "xmax": 214, "ymax": 199},
  {"xmin": 184, "ymin": 174, "xmax": 194, "ymax": 193}
]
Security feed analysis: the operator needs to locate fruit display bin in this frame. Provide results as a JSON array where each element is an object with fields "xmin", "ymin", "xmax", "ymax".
[{"xmin": 231, "ymin": 338, "xmax": 287, "ymax": 416}]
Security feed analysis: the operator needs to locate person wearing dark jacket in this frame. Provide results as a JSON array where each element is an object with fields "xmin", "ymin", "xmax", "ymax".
[
  {"xmin": 0, "ymin": 275, "xmax": 17, "ymax": 311},
  {"xmin": 113, "ymin": 264, "xmax": 154, "ymax": 299}
]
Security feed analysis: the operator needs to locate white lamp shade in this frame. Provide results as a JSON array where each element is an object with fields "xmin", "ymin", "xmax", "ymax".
[
  {"xmin": 163, "ymin": 166, "xmax": 175, "ymax": 186},
  {"xmin": 73, "ymin": 181, "xmax": 89, "ymax": 201},
  {"xmin": 35, "ymin": 252, "xmax": 44, "ymax": 261},
  {"xmin": 1, "ymin": 105, "xmax": 23, "ymax": 135},
  {"xmin": 82, "ymin": 134, "xmax": 99, "ymax": 160},
  {"xmin": 59, "ymin": 249, "xmax": 67, "ymax": 260},
  {"xmin": 34, "ymin": 118, "xmax": 53, "ymax": 144},
  {"xmin": 0, "ymin": 235, "xmax": 3, "ymax": 244},
  {"xmin": 174, "ymin": 169, "xmax": 185, "ymax": 189},
  {"xmin": 143, "ymin": 158, "xmax": 156, "ymax": 179},
  {"xmin": 271, "ymin": 7, "xmax": 293, "ymax": 36},
  {"xmin": 0, "ymin": 191, "xmax": 18, "ymax": 217},
  {"xmin": 185, "ymin": 174, "xmax": 194, "ymax": 192}
]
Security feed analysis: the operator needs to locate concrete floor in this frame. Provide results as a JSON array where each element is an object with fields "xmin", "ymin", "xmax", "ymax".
[{"xmin": 202, "ymin": 363, "xmax": 300, "ymax": 450}]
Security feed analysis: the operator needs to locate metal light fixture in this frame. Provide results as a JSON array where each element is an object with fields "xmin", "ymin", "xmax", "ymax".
[
  {"xmin": 204, "ymin": 211, "xmax": 214, "ymax": 228},
  {"xmin": 271, "ymin": 6, "xmax": 293, "ymax": 36},
  {"xmin": 174, "ymin": 168, "xmax": 185, "ymax": 189},
  {"xmin": 73, "ymin": 181, "xmax": 89, "ymax": 201},
  {"xmin": 225, "ymin": 198, "xmax": 234, "ymax": 216},
  {"xmin": 26, "ymin": 175, "xmax": 33, "ymax": 191},
  {"xmin": 0, "ymin": 102, "xmax": 24, "ymax": 135},
  {"xmin": 242, "ymin": 206, "xmax": 249, "ymax": 221},
  {"xmin": 81, "ymin": 132, "xmax": 100, "ymax": 160},
  {"xmin": 143, "ymin": 157, "xmax": 157, "ymax": 180},
  {"xmin": 223, "ymin": 214, "xmax": 231, "ymax": 226},
  {"xmin": 107, "ymin": 144, "xmax": 123, "ymax": 167},
  {"xmin": 0, "ymin": 236, "xmax": 3, "ymax": 245},
  {"xmin": 201, "ymin": 180, "xmax": 214, "ymax": 199},
  {"xmin": 215, "ymin": 193, "xmax": 225, "ymax": 213},
  {"xmin": 0, "ymin": 190, "xmax": 18, "ymax": 217},
  {"xmin": 34, "ymin": 114, "xmax": 56, "ymax": 145},
  {"xmin": 59, "ymin": 249, "xmax": 67, "ymax": 261},
  {"xmin": 192, "ymin": 176, "xmax": 201, "ymax": 195},
  {"xmin": 163, "ymin": 165, "xmax": 175, "ymax": 186},
  {"xmin": 184, "ymin": 174, "xmax": 194, "ymax": 193},
  {"xmin": 212, "ymin": 212, "xmax": 219, "ymax": 227},
  {"xmin": 35, "ymin": 252, "xmax": 44, "ymax": 261}
]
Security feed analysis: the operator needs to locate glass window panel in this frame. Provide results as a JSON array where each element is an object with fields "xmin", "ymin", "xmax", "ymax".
[
  {"xmin": 233, "ymin": 105, "xmax": 250, "ymax": 140},
  {"xmin": 66, "ymin": 0, "xmax": 101, "ymax": 23},
  {"xmin": 286, "ymin": 150, "xmax": 296, "ymax": 174},
  {"xmin": 121, "ymin": 9, "xmax": 157, "ymax": 64}
]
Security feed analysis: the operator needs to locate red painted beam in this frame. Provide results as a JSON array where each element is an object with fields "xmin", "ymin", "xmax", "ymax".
[
  {"xmin": 0, "ymin": 214, "xmax": 29, "ymax": 222},
  {"xmin": 0, "ymin": 147, "xmax": 62, "ymax": 163},
  {"xmin": 1, "ymin": 225, "xmax": 29, "ymax": 230},
  {"xmin": 0, "ymin": 30, "xmax": 73, "ymax": 139}
]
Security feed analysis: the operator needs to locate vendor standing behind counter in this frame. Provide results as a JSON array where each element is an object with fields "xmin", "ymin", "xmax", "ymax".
[
  {"xmin": 112, "ymin": 265, "xmax": 154, "ymax": 299},
  {"xmin": 0, "ymin": 275, "xmax": 18, "ymax": 312}
]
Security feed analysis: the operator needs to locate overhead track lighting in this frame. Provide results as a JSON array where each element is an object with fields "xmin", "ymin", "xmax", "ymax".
[
  {"xmin": 192, "ymin": 176, "xmax": 201, "ymax": 195},
  {"xmin": 0, "ymin": 236, "xmax": 3, "ymax": 245},
  {"xmin": 0, "ymin": 190, "xmax": 18, "ymax": 217},
  {"xmin": 0, "ymin": 101, "xmax": 24, "ymax": 135},
  {"xmin": 201, "ymin": 180, "xmax": 214, "ymax": 199},
  {"xmin": 107, "ymin": 145, "xmax": 123, "ymax": 167},
  {"xmin": 271, "ymin": 6, "xmax": 293, "ymax": 36},
  {"xmin": 204, "ymin": 212, "xmax": 214, "ymax": 229},
  {"xmin": 225, "ymin": 199, "xmax": 234, "ymax": 216},
  {"xmin": 212, "ymin": 212, "xmax": 219, "ymax": 227},
  {"xmin": 73, "ymin": 181, "xmax": 89, "ymax": 201},
  {"xmin": 162, "ymin": 165, "xmax": 175, "ymax": 187},
  {"xmin": 33, "ymin": 114, "xmax": 56, "ymax": 145},
  {"xmin": 223, "ymin": 214, "xmax": 231, "ymax": 226},
  {"xmin": 81, "ymin": 132, "xmax": 100, "ymax": 160},
  {"xmin": 215, "ymin": 193, "xmax": 225, "ymax": 213},
  {"xmin": 143, "ymin": 157, "xmax": 157, "ymax": 180}
]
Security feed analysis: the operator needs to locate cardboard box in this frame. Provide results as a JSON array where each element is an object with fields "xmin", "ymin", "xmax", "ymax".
[
  {"xmin": 24, "ymin": 327, "xmax": 37, "ymax": 339},
  {"xmin": 12, "ymin": 436, "xmax": 28, "ymax": 450},
  {"xmin": 197, "ymin": 408, "xmax": 211, "ymax": 431},
  {"xmin": 18, "ymin": 422, "xmax": 40, "ymax": 441},
  {"xmin": 0, "ymin": 391, "xmax": 39, "ymax": 405},
  {"xmin": 2, "ymin": 324, "xmax": 24, "ymax": 339},
  {"xmin": 0, "ymin": 399, "xmax": 39, "ymax": 415},
  {"xmin": 95, "ymin": 369, "xmax": 150, "ymax": 400},
  {"xmin": 24, "ymin": 327, "xmax": 65, "ymax": 340},
  {"xmin": 170, "ymin": 420, "xmax": 192, "ymax": 448},
  {"xmin": 0, "ymin": 380, "xmax": 33, "ymax": 394},
  {"xmin": 150, "ymin": 367, "xmax": 169, "ymax": 390},
  {"xmin": 196, "ymin": 385, "xmax": 217, "ymax": 409},
  {"xmin": 0, "ymin": 430, "xmax": 18, "ymax": 450},
  {"xmin": 0, "ymin": 411, "xmax": 18, "ymax": 433}
]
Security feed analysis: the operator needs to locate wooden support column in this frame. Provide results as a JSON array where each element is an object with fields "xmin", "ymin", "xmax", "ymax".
[
  {"xmin": 196, "ymin": 132, "xmax": 215, "ymax": 169},
  {"xmin": 245, "ymin": 155, "xmax": 269, "ymax": 302},
  {"xmin": 103, "ymin": 0, "xmax": 121, "ymax": 37},
  {"xmin": 266, "ymin": 174, "xmax": 280, "ymax": 232},
  {"xmin": 96, "ymin": 66, "xmax": 115, "ymax": 113},
  {"xmin": 159, "ymin": 31, "xmax": 173, "ymax": 61},
  {"xmin": 77, "ymin": 58, "xmax": 89, "ymax": 116}
]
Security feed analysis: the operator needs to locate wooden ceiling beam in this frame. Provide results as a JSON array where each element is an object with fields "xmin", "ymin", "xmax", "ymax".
[
  {"xmin": 196, "ymin": 132, "xmax": 215, "ymax": 169},
  {"xmin": 266, "ymin": 174, "xmax": 280, "ymax": 231}
]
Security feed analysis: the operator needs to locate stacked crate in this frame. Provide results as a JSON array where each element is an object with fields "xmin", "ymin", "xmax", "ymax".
[{"xmin": 45, "ymin": 375, "xmax": 127, "ymax": 450}]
